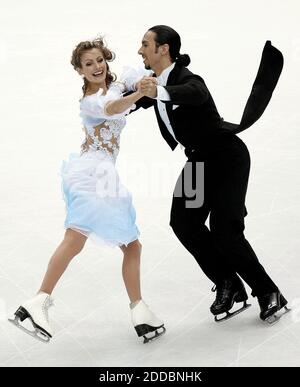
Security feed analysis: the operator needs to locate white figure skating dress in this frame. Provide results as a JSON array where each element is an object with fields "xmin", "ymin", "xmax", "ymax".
[{"xmin": 60, "ymin": 83, "xmax": 139, "ymax": 247}]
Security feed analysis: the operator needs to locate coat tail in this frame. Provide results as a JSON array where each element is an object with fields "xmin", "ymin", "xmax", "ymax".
[{"xmin": 222, "ymin": 41, "xmax": 284, "ymax": 134}]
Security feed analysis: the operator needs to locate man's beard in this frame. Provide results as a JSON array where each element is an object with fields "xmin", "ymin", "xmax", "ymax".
[{"xmin": 144, "ymin": 64, "xmax": 151, "ymax": 70}]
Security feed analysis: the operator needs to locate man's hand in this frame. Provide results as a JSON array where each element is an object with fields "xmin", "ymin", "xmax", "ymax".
[{"xmin": 139, "ymin": 76, "xmax": 158, "ymax": 98}]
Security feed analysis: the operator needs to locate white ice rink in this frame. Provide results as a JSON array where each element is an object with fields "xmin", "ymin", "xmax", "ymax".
[{"xmin": 0, "ymin": 0, "xmax": 300, "ymax": 367}]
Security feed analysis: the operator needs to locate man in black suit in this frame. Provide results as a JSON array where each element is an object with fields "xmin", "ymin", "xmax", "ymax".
[{"xmin": 132, "ymin": 25, "xmax": 288, "ymax": 323}]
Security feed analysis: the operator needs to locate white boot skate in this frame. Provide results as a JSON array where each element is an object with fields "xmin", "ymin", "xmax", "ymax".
[
  {"xmin": 8, "ymin": 292, "xmax": 54, "ymax": 343},
  {"xmin": 131, "ymin": 300, "xmax": 166, "ymax": 344}
]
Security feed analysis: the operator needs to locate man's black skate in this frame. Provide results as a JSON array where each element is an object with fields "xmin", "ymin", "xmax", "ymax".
[
  {"xmin": 210, "ymin": 277, "xmax": 251, "ymax": 322},
  {"xmin": 257, "ymin": 290, "xmax": 290, "ymax": 325}
]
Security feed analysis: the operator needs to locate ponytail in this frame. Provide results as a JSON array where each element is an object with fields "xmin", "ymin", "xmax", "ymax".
[{"xmin": 176, "ymin": 53, "xmax": 191, "ymax": 67}]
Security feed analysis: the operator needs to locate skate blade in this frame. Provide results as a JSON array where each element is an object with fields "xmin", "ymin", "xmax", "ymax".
[
  {"xmin": 143, "ymin": 326, "xmax": 166, "ymax": 344},
  {"xmin": 264, "ymin": 306, "xmax": 291, "ymax": 325},
  {"xmin": 214, "ymin": 302, "xmax": 252, "ymax": 323},
  {"xmin": 8, "ymin": 317, "xmax": 51, "ymax": 343}
]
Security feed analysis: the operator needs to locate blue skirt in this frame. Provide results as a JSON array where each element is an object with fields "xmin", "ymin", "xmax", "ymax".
[{"xmin": 60, "ymin": 149, "xmax": 140, "ymax": 247}]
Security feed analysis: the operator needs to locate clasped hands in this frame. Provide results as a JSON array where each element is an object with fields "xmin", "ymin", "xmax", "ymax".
[{"xmin": 136, "ymin": 76, "xmax": 158, "ymax": 98}]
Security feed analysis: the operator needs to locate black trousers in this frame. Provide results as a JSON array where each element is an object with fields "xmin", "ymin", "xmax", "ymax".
[{"xmin": 170, "ymin": 134, "xmax": 278, "ymax": 297}]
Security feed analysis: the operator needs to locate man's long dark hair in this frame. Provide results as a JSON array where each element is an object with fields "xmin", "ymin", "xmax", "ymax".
[{"xmin": 149, "ymin": 25, "xmax": 191, "ymax": 66}]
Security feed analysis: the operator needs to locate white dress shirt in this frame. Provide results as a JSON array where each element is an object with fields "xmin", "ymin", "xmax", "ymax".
[
  {"xmin": 120, "ymin": 64, "xmax": 182, "ymax": 147},
  {"xmin": 155, "ymin": 63, "xmax": 179, "ymax": 144}
]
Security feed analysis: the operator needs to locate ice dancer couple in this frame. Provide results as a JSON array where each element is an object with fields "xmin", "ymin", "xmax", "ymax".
[{"xmin": 9, "ymin": 25, "xmax": 289, "ymax": 344}]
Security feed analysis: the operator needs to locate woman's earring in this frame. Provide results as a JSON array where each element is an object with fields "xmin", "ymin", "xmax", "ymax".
[{"xmin": 80, "ymin": 74, "xmax": 85, "ymax": 79}]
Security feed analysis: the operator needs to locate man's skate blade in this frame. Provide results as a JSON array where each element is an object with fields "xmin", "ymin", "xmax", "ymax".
[
  {"xmin": 143, "ymin": 327, "xmax": 166, "ymax": 344},
  {"xmin": 264, "ymin": 306, "xmax": 291, "ymax": 325},
  {"xmin": 214, "ymin": 302, "xmax": 252, "ymax": 323},
  {"xmin": 8, "ymin": 317, "xmax": 51, "ymax": 343}
]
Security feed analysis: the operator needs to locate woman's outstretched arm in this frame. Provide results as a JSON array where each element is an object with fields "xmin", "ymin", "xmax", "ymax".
[{"xmin": 104, "ymin": 90, "xmax": 144, "ymax": 115}]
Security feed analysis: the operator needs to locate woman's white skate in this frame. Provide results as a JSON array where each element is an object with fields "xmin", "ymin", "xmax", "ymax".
[
  {"xmin": 131, "ymin": 300, "xmax": 166, "ymax": 343},
  {"xmin": 8, "ymin": 292, "xmax": 54, "ymax": 343}
]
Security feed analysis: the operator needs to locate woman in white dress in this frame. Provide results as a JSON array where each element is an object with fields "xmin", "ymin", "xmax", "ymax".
[{"xmin": 9, "ymin": 37, "xmax": 165, "ymax": 344}]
